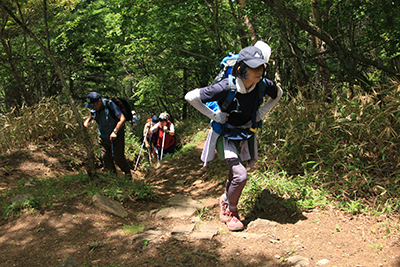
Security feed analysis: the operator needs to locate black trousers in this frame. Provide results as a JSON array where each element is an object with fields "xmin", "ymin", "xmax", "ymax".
[{"xmin": 99, "ymin": 131, "xmax": 131, "ymax": 174}]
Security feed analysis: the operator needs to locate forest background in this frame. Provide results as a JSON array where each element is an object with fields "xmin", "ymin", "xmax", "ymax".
[{"xmin": 0, "ymin": 0, "xmax": 400, "ymax": 216}]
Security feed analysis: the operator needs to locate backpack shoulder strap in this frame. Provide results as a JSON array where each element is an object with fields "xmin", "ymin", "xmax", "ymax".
[
  {"xmin": 104, "ymin": 98, "xmax": 118, "ymax": 119},
  {"xmin": 220, "ymin": 75, "xmax": 237, "ymax": 111},
  {"xmin": 104, "ymin": 98, "xmax": 111, "ymax": 108}
]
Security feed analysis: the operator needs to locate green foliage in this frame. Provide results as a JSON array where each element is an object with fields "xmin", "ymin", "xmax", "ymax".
[
  {"xmin": 84, "ymin": 173, "xmax": 158, "ymax": 201},
  {"xmin": 241, "ymin": 170, "xmax": 329, "ymax": 213},
  {"xmin": 337, "ymin": 199, "xmax": 365, "ymax": 215},
  {"xmin": 122, "ymin": 223, "xmax": 144, "ymax": 235},
  {"xmin": 0, "ymin": 172, "xmax": 157, "ymax": 220},
  {"xmin": 124, "ymin": 126, "xmax": 144, "ymax": 163},
  {"xmin": 172, "ymin": 120, "xmax": 209, "ymax": 155},
  {"xmin": 257, "ymin": 83, "xmax": 400, "ymax": 213},
  {"xmin": 3, "ymin": 197, "xmax": 41, "ymax": 220},
  {"xmin": 196, "ymin": 206, "xmax": 210, "ymax": 221},
  {"xmin": 0, "ymin": 0, "xmax": 399, "ymax": 221},
  {"xmin": 0, "ymin": 0, "xmax": 398, "ymax": 120}
]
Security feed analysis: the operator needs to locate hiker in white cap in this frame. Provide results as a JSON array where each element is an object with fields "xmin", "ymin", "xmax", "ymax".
[
  {"xmin": 185, "ymin": 43, "xmax": 283, "ymax": 231},
  {"xmin": 149, "ymin": 112, "xmax": 176, "ymax": 160}
]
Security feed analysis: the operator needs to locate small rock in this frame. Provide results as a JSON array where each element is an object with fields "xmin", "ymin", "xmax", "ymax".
[
  {"xmin": 136, "ymin": 211, "xmax": 150, "ymax": 221},
  {"xmin": 287, "ymin": 255, "xmax": 309, "ymax": 266},
  {"xmin": 317, "ymin": 259, "xmax": 329, "ymax": 265},
  {"xmin": 58, "ymin": 255, "xmax": 79, "ymax": 267},
  {"xmin": 191, "ymin": 217, "xmax": 201, "ymax": 223},
  {"xmin": 165, "ymin": 194, "xmax": 204, "ymax": 209},
  {"xmin": 249, "ymin": 258, "xmax": 259, "ymax": 264},
  {"xmin": 171, "ymin": 224, "xmax": 193, "ymax": 241},
  {"xmin": 10, "ymin": 194, "xmax": 35, "ymax": 205},
  {"xmin": 92, "ymin": 194, "xmax": 128, "ymax": 218},
  {"xmin": 155, "ymin": 206, "xmax": 197, "ymax": 219},
  {"xmin": 247, "ymin": 218, "xmax": 278, "ymax": 228},
  {"xmin": 24, "ymin": 180, "xmax": 35, "ymax": 187}
]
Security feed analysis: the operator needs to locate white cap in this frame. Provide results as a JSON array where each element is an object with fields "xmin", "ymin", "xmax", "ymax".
[{"xmin": 254, "ymin": 41, "xmax": 271, "ymax": 64}]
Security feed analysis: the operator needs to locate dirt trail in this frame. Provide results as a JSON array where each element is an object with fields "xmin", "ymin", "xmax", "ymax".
[{"xmin": 0, "ymin": 142, "xmax": 399, "ymax": 267}]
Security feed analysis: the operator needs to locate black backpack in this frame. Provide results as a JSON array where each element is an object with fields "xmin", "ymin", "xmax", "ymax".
[{"xmin": 107, "ymin": 97, "xmax": 133, "ymax": 122}]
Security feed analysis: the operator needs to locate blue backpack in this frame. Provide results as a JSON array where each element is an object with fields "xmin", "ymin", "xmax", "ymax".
[
  {"xmin": 206, "ymin": 53, "xmax": 239, "ymax": 113},
  {"xmin": 211, "ymin": 53, "xmax": 239, "ymax": 85},
  {"xmin": 205, "ymin": 53, "xmax": 239, "ymax": 134}
]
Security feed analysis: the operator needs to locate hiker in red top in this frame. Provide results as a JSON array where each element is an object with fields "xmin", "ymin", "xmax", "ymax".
[{"xmin": 150, "ymin": 112, "xmax": 176, "ymax": 160}]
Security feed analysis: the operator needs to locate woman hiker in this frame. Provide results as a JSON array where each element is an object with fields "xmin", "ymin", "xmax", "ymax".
[
  {"xmin": 143, "ymin": 115, "xmax": 160, "ymax": 163},
  {"xmin": 185, "ymin": 44, "xmax": 283, "ymax": 231},
  {"xmin": 149, "ymin": 112, "xmax": 176, "ymax": 160}
]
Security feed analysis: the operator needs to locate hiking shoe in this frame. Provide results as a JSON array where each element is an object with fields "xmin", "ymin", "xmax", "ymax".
[
  {"xmin": 219, "ymin": 194, "xmax": 229, "ymax": 223},
  {"xmin": 125, "ymin": 173, "xmax": 132, "ymax": 180},
  {"xmin": 226, "ymin": 209, "xmax": 244, "ymax": 231}
]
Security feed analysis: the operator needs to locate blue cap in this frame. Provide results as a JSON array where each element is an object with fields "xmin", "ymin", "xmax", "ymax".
[
  {"xmin": 152, "ymin": 115, "xmax": 159, "ymax": 123},
  {"xmin": 85, "ymin": 92, "xmax": 101, "ymax": 108}
]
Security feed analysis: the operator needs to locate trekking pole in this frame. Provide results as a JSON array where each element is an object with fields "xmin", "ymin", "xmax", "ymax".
[
  {"xmin": 158, "ymin": 130, "xmax": 166, "ymax": 162},
  {"xmin": 202, "ymin": 129, "xmax": 213, "ymax": 168},
  {"xmin": 204, "ymin": 121, "xmax": 211, "ymax": 132},
  {"xmin": 134, "ymin": 130, "xmax": 148, "ymax": 171}
]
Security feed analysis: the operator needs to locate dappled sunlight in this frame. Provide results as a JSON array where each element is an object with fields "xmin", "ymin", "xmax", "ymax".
[{"xmin": 0, "ymin": 106, "xmax": 399, "ymax": 266}]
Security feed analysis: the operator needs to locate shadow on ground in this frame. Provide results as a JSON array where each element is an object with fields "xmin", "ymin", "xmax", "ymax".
[{"xmin": 244, "ymin": 189, "xmax": 308, "ymax": 226}]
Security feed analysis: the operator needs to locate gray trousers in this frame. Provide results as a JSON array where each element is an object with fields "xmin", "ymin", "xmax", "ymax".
[
  {"xmin": 225, "ymin": 158, "xmax": 248, "ymax": 208},
  {"xmin": 99, "ymin": 130, "xmax": 131, "ymax": 174}
]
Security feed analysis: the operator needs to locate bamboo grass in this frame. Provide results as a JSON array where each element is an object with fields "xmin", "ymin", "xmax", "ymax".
[
  {"xmin": 0, "ymin": 97, "xmax": 90, "ymax": 153},
  {"xmin": 259, "ymin": 83, "xmax": 400, "ymax": 204}
]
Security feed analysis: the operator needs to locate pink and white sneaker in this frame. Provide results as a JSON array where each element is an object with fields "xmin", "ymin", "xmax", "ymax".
[{"xmin": 226, "ymin": 209, "xmax": 244, "ymax": 231}]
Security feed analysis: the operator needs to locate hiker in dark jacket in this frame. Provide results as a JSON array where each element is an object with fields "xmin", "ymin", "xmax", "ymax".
[
  {"xmin": 83, "ymin": 92, "xmax": 132, "ymax": 179},
  {"xmin": 150, "ymin": 112, "xmax": 176, "ymax": 160},
  {"xmin": 185, "ymin": 44, "xmax": 283, "ymax": 231}
]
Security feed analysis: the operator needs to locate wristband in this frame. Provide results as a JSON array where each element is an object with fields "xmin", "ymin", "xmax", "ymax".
[{"xmin": 113, "ymin": 130, "xmax": 118, "ymax": 134}]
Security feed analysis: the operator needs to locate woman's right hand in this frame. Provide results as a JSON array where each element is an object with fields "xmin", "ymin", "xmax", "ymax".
[{"xmin": 213, "ymin": 110, "xmax": 228, "ymax": 124}]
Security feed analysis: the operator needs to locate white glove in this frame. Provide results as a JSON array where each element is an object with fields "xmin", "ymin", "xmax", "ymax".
[
  {"xmin": 163, "ymin": 126, "xmax": 168, "ymax": 131},
  {"xmin": 256, "ymin": 86, "xmax": 283, "ymax": 121},
  {"xmin": 256, "ymin": 110, "xmax": 262, "ymax": 122},
  {"xmin": 213, "ymin": 110, "xmax": 228, "ymax": 124},
  {"xmin": 185, "ymin": 89, "xmax": 227, "ymax": 124}
]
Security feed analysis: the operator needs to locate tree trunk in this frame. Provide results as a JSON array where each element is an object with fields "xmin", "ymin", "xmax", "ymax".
[
  {"xmin": 212, "ymin": 0, "xmax": 222, "ymax": 53},
  {"xmin": 182, "ymin": 68, "xmax": 188, "ymax": 121},
  {"xmin": 238, "ymin": 0, "xmax": 257, "ymax": 45},
  {"xmin": 228, "ymin": 0, "xmax": 248, "ymax": 48},
  {"xmin": 311, "ymin": 0, "xmax": 331, "ymax": 102},
  {"xmin": 43, "ymin": 0, "xmax": 50, "ymax": 50},
  {"xmin": 16, "ymin": 0, "xmax": 35, "ymax": 107},
  {"xmin": 0, "ymin": 0, "xmax": 96, "ymax": 178},
  {"xmin": 0, "ymin": 36, "xmax": 24, "ymax": 112},
  {"xmin": 278, "ymin": 16, "xmax": 310, "ymax": 96}
]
